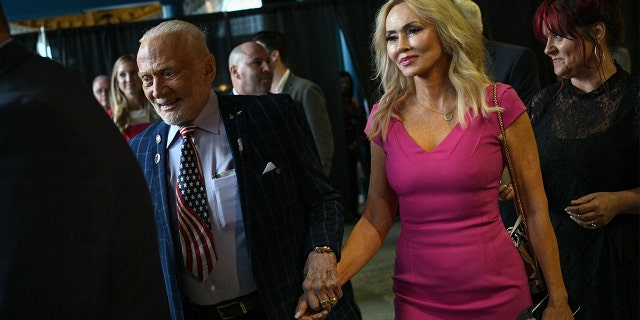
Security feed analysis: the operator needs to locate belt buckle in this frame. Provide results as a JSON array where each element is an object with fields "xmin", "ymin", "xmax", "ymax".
[{"xmin": 217, "ymin": 301, "xmax": 248, "ymax": 320}]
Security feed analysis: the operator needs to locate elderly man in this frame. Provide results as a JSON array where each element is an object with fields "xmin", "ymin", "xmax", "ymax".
[
  {"xmin": 130, "ymin": 20, "xmax": 361, "ymax": 320},
  {"xmin": 92, "ymin": 74, "xmax": 111, "ymax": 114}
]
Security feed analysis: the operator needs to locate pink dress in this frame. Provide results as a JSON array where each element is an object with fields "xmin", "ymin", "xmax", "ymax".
[{"xmin": 368, "ymin": 84, "xmax": 531, "ymax": 319}]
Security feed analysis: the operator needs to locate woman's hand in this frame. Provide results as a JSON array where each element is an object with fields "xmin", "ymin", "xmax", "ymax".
[
  {"xmin": 565, "ymin": 192, "xmax": 621, "ymax": 229},
  {"xmin": 499, "ymin": 183, "xmax": 515, "ymax": 201},
  {"xmin": 294, "ymin": 294, "xmax": 330, "ymax": 320}
]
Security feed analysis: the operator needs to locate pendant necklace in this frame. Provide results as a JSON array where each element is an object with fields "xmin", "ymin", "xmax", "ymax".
[{"xmin": 422, "ymin": 104, "xmax": 455, "ymax": 121}]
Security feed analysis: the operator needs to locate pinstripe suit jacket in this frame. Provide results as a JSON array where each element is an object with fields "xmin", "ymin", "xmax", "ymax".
[{"xmin": 129, "ymin": 93, "xmax": 360, "ymax": 320}]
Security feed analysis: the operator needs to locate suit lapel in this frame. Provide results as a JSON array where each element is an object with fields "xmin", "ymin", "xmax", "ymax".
[
  {"xmin": 283, "ymin": 72, "xmax": 295, "ymax": 93},
  {"xmin": 219, "ymin": 93, "xmax": 250, "ymax": 164},
  {"xmin": 149, "ymin": 123, "xmax": 171, "ymax": 216},
  {"xmin": 218, "ymin": 94, "xmax": 255, "ymax": 235}
]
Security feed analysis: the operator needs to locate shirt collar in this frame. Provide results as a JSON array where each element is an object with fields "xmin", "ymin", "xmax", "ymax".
[
  {"xmin": 167, "ymin": 89, "xmax": 221, "ymax": 148},
  {"xmin": 275, "ymin": 68, "xmax": 291, "ymax": 93}
]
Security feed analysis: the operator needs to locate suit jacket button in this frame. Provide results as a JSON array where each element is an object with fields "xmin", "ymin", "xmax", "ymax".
[
  {"xmin": 154, "ymin": 154, "xmax": 160, "ymax": 164},
  {"xmin": 155, "ymin": 135, "xmax": 162, "ymax": 144}
]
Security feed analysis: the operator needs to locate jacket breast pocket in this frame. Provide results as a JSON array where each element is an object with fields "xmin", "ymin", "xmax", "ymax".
[{"xmin": 210, "ymin": 171, "xmax": 240, "ymax": 232}]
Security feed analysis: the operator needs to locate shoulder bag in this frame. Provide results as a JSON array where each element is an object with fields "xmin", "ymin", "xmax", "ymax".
[{"xmin": 493, "ymin": 83, "xmax": 580, "ymax": 319}]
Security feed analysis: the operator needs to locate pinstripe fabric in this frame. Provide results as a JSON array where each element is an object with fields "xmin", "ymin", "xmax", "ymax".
[{"xmin": 129, "ymin": 93, "xmax": 360, "ymax": 320}]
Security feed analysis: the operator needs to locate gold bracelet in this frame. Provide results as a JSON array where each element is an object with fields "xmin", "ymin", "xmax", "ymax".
[{"xmin": 313, "ymin": 246, "xmax": 333, "ymax": 253}]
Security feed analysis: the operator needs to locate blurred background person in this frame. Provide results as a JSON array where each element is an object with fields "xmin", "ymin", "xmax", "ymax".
[
  {"xmin": 339, "ymin": 71, "xmax": 367, "ymax": 223},
  {"xmin": 530, "ymin": 0, "xmax": 639, "ymax": 318},
  {"xmin": 92, "ymin": 74, "xmax": 112, "ymax": 116},
  {"xmin": 110, "ymin": 54, "xmax": 159, "ymax": 140},
  {"xmin": 466, "ymin": 2, "xmax": 541, "ymax": 105},
  {"xmin": 0, "ymin": 3, "xmax": 170, "ymax": 318},
  {"xmin": 229, "ymin": 41, "xmax": 273, "ymax": 95},
  {"xmin": 254, "ymin": 30, "xmax": 334, "ymax": 177}
]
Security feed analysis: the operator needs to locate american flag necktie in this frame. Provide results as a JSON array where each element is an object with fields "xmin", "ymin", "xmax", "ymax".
[{"xmin": 176, "ymin": 125, "xmax": 217, "ymax": 282}]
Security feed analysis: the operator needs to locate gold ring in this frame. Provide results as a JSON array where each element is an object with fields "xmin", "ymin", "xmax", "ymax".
[
  {"xmin": 591, "ymin": 222, "xmax": 597, "ymax": 229},
  {"xmin": 329, "ymin": 297, "xmax": 338, "ymax": 306},
  {"xmin": 320, "ymin": 300, "xmax": 330, "ymax": 308}
]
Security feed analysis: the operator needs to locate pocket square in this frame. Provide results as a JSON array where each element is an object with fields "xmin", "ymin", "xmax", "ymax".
[{"xmin": 262, "ymin": 162, "xmax": 277, "ymax": 174}]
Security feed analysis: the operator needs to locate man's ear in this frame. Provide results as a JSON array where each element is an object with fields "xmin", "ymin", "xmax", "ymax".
[
  {"xmin": 230, "ymin": 65, "xmax": 239, "ymax": 79},
  {"xmin": 203, "ymin": 53, "xmax": 217, "ymax": 82},
  {"xmin": 270, "ymin": 49, "xmax": 280, "ymax": 64}
]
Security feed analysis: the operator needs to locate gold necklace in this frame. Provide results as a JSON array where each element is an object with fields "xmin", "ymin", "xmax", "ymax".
[{"xmin": 421, "ymin": 104, "xmax": 455, "ymax": 121}]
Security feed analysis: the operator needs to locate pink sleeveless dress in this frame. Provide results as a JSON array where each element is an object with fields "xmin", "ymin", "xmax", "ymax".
[{"xmin": 368, "ymin": 84, "xmax": 531, "ymax": 319}]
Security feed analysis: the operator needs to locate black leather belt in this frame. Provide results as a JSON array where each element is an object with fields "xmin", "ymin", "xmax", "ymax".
[
  {"xmin": 216, "ymin": 291, "xmax": 261, "ymax": 319},
  {"xmin": 185, "ymin": 291, "xmax": 262, "ymax": 320}
]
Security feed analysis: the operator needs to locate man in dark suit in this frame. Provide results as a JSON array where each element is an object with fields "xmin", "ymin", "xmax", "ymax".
[
  {"xmin": 485, "ymin": 40, "xmax": 540, "ymax": 106},
  {"xmin": 253, "ymin": 31, "xmax": 334, "ymax": 177},
  {"xmin": 0, "ymin": 3, "xmax": 170, "ymax": 319},
  {"xmin": 130, "ymin": 20, "xmax": 360, "ymax": 320}
]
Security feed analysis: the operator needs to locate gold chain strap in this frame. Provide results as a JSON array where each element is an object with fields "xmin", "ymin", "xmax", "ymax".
[{"xmin": 494, "ymin": 83, "xmax": 542, "ymax": 275}]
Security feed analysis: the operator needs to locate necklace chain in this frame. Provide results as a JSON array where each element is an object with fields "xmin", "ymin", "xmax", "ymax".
[{"xmin": 421, "ymin": 104, "xmax": 455, "ymax": 121}]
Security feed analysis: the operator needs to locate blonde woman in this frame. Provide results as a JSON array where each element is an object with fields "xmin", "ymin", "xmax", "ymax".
[
  {"xmin": 110, "ymin": 54, "xmax": 159, "ymax": 140},
  {"xmin": 330, "ymin": 0, "xmax": 573, "ymax": 319}
]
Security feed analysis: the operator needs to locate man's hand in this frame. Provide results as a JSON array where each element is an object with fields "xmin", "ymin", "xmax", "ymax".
[{"xmin": 294, "ymin": 250, "xmax": 342, "ymax": 319}]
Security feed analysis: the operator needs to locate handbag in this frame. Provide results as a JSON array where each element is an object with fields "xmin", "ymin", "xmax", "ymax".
[{"xmin": 493, "ymin": 83, "xmax": 580, "ymax": 319}]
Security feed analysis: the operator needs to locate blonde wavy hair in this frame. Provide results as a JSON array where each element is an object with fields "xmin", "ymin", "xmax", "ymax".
[
  {"xmin": 368, "ymin": 0, "xmax": 497, "ymax": 141},
  {"xmin": 109, "ymin": 54, "xmax": 159, "ymax": 133}
]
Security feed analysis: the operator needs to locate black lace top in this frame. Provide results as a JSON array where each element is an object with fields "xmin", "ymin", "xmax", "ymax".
[{"xmin": 528, "ymin": 66, "xmax": 639, "ymax": 319}]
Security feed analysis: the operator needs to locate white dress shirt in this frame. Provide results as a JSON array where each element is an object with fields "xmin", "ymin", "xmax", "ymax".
[{"xmin": 166, "ymin": 90, "xmax": 257, "ymax": 305}]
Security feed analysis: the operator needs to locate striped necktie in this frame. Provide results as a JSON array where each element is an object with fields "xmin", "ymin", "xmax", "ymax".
[{"xmin": 176, "ymin": 125, "xmax": 217, "ymax": 281}]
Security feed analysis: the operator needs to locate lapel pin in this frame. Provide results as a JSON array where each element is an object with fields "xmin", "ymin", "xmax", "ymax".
[
  {"xmin": 229, "ymin": 110, "xmax": 243, "ymax": 120},
  {"xmin": 237, "ymin": 138, "xmax": 244, "ymax": 155}
]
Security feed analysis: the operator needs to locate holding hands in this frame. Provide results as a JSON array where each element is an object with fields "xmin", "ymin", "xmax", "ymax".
[{"xmin": 294, "ymin": 249, "xmax": 342, "ymax": 319}]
